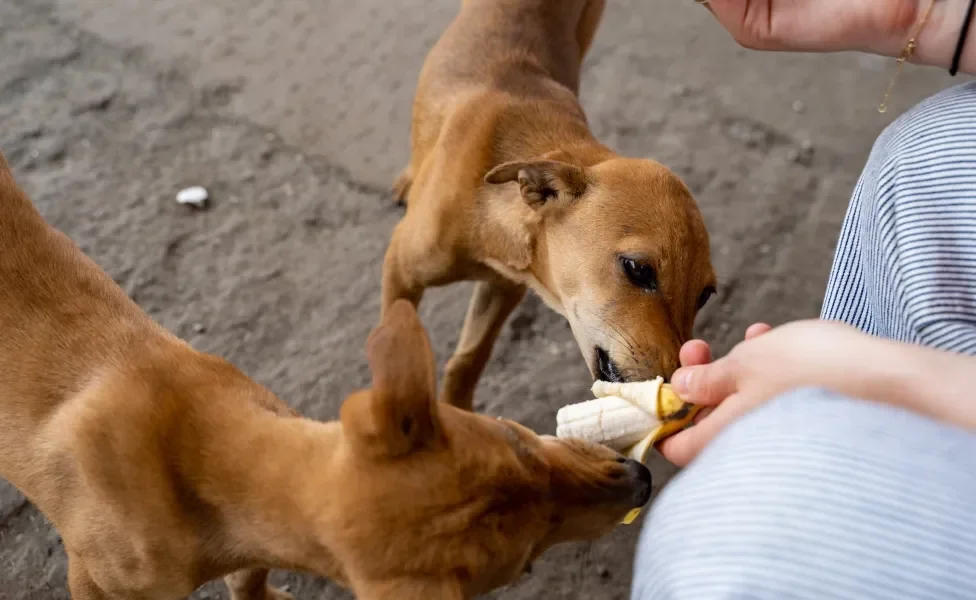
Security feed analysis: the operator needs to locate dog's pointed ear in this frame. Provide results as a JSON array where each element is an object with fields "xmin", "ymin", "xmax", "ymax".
[
  {"xmin": 484, "ymin": 159, "xmax": 588, "ymax": 208},
  {"xmin": 340, "ymin": 300, "xmax": 441, "ymax": 458}
]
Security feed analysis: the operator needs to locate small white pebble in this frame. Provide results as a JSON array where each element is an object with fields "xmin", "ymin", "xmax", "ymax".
[
  {"xmin": 792, "ymin": 100, "xmax": 806, "ymax": 113},
  {"xmin": 192, "ymin": 323, "xmax": 206, "ymax": 334},
  {"xmin": 176, "ymin": 186, "xmax": 208, "ymax": 208}
]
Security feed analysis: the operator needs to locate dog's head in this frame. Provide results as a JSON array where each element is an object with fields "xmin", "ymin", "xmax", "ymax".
[
  {"xmin": 485, "ymin": 155, "xmax": 716, "ymax": 383},
  {"xmin": 334, "ymin": 300, "xmax": 650, "ymax": 598}
]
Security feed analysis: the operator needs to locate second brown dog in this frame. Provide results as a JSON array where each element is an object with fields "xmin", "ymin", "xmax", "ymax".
[{"xmin": 385, "ymin": 0, "xmax": 717, "ymax": 410}]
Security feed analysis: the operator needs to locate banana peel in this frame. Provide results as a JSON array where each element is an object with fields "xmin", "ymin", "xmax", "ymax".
[{"xmin": 597, "ymin": 382, "xmax": 700, "ymax": 525}]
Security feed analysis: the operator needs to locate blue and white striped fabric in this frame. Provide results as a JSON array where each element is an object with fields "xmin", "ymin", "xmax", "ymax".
[
  {"xmin": 633, "ymin": 389, "xmax": 976, "ymax": 600},
  {"xmin": 822, "ymin": 81, "xmax": 976, "ymax": 353},
  {"xmin": 632, "ymin": 82, "xmax": 976, "ymax": 599}
]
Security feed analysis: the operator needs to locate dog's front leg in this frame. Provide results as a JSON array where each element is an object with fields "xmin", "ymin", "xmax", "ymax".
[
  {"xmin": 380, "ymin": 223, "xmax": 429, "ymax": 318},
  {"xmin": 224, "ymin": 569, "xmax": 294, "ymax": 600},
  {"xmin": 440, "ymin": 281, "xmax": 526, "ymax": 411}
]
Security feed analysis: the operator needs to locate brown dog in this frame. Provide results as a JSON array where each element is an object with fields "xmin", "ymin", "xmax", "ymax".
[
  {"xmin": 0, "ymin": 154, "xmax": 651, "ymax": 599},
  {"xmin": 385, "ymin": 0, "xmax": 717, "ymax": 410}
]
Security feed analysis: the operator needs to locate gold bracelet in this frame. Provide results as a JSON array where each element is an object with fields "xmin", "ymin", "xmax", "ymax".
[{"xmin": 879, "ymin": 0, "xmax": 938, "ymax": 113}]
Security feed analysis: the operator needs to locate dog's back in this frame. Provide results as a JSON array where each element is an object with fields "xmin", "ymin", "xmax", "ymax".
[
  {"xmin": 405, "ymin": 0, "xmax": 605, "ymax": 184},
  {"xmin": 0, "ymin": 159, "xmax": 142, "ymax": 440},
  {"xmin": 0, "ymin": 157, "xmax": 190, "ymax": 501},
  {"xmin": 424, "ymin": 0, "xmax": 597, "ymax": 96},
  {"xmin": 0, "ymin": 157, "xmax": 293, "ymax": 597}
]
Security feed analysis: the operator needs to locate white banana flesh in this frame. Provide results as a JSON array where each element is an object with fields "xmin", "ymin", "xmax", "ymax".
[{"xmin": 555, "ymin": 377, "xmax": 700, "ymax": 525}]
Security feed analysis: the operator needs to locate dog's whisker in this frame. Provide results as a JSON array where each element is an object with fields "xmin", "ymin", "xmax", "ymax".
[
  {"xmin": 580, "ymin": 306, "xmax": 638, "ymax": 354},
  {"xmin": 594, "ymin": 309, "xmax": 641, "ymax": 353},
  {"xmin": 578, "ymin": 307, "xmax": 628, "ymax": 347}
]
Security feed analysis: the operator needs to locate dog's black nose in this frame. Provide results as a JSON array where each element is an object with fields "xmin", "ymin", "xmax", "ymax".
[
  {"xmin": 623, "ymin": 458, "xmax": 652, "ymax": 507},
  {"xmin": 595, "ymin": 347, "xmax": 623, "ymax": 383}
]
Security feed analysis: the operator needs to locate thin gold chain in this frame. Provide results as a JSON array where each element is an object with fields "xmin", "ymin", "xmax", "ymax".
[{"xmin": 880, "ymin": 0, "xmax": 938, "ymax": 113}]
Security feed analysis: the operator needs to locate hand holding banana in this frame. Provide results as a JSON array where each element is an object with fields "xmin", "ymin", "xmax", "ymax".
[{"xmin": 556, "ymin": 318, "xmax": 976, "ymax": 525}]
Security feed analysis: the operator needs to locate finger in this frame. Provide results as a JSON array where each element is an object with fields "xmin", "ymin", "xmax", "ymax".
[
  {"xmin": 658, "ymin": 392, "xmax": 748, "ymax": 466},
  {"xmin": 671, "ymin": 355, "xmax": 740, "ymax": 406},
  {"xmin": 745, "ymin": 322, "xmax": 772, "ymax": 340},
  {"xmin": 679, "ymin": 339, "xmax": 712, "ymax": 367}
]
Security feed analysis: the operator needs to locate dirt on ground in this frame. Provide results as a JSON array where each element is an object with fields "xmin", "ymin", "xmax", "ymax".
[{"xmin": 0, "ymin": 0, "xmax": 960, "ymax": 598}]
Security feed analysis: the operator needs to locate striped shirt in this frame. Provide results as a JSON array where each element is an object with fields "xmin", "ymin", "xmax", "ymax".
[{"xmin": 821, "ymin": 81, "xmax": 976, "ymax": 354}]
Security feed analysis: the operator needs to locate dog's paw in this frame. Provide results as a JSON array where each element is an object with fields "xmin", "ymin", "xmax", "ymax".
[
  {"xmin": 229, "ymin": 586, "xmax": 295, "ymax": 600},
  {"xmin": 265, "ymin": 587, "xmax": 296, "ymax": 600},
  {"xmin": 392, "ymin": 167, "xmax": 413, "ymax": 206}
]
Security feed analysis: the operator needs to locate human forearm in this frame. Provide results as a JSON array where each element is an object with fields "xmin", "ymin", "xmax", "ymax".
[
  {"xmin": 863, "ymin": 337, "xmax": 976, "ymax": 431},
  {"xmin": 910, "ymin": 0, "xmax": 976, "ymax": 75}
]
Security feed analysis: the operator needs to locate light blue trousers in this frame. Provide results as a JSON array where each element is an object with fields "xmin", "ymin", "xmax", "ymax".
[{"xmin": 632, "ymin": 82, "xmax": 976, "ymax": 600}]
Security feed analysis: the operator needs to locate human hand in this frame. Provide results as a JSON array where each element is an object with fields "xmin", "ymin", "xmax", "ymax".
[
  {"xmin": 702, "ymin": 0, "xmax": 919, "ymax": 54},
  {"xmin": 700, "ymin": 0, "xmax": 975, "ymax": 72},
  {"xmin": 659, "ymin": 319, "xmax": 884, "ymax": 466}
]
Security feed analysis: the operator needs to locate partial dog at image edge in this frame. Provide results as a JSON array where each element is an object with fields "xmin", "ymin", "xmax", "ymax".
[
  {"xmin": 556, "ymin": 377, "xmax": 701, "ymax": 524},
  {"xmin": 0, "ymin": 151, "xmax": 658, "ymax": 600}
]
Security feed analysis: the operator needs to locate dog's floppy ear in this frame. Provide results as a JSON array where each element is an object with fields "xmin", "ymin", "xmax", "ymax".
[
  {"xmin": 340, "ymin": 299, "xmax": 441, "ymax": 458},
  {"xmin": 484, "ymin": 159, "xmax": 588, "ymax": 208}
]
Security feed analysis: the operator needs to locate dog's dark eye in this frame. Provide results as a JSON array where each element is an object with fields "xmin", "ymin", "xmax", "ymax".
[
  {"xmin": 697, "ymin": 286, "xmax": 716, "ymax": 310},
  {"xmin": 621, "ymin": 258, "xmax": 657, "ymax": 292}
]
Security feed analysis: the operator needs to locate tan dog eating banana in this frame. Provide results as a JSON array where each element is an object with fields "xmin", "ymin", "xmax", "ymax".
[
  {"xmin": 384, "ymin": 0, "xmax": 718, "ymax": 410},
  {"xmin": 0, "ymin": 153, "xmax": 653, "ymax": 599}
]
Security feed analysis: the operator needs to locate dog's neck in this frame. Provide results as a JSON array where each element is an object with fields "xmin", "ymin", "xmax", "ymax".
[
  {"xmin": 156, "ymin": 359, "xmax": 351, "ymax": 584},
  {"xmin": 495, "ymin": 103, "xmax": 614, "ymax": 168}
]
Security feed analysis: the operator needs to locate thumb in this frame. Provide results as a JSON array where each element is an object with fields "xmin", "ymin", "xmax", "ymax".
[{"xmin": 670, "ymin": 356, "xmax": 740, "ymax": 406}]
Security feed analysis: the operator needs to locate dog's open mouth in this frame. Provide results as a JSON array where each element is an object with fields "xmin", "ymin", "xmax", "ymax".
[{"xmin": 595, "ymin": 347, "xmax": 623, "ymax": 383}]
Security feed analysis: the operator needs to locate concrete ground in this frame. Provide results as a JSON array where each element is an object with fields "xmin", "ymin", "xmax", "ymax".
[{"xmin": 0, "ymin": 0, "xmax": 960, "ymax": 598}]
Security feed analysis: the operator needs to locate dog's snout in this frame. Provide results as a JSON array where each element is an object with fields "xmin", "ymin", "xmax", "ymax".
[
  {"xmin": 623, "ymin": 458, "xmax": 652, "ymax": 507},
  {"xmin": 595, "ymin": 346, "xmax": 682, "ymax": 384}
]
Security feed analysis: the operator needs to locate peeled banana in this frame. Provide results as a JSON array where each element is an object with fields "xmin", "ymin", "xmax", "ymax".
[{"xmin": 555, "ymin": 377, "xmax": 700, "ymax": 524}]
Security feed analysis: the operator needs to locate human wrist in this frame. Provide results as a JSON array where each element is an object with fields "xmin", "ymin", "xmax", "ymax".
[
  {"xmin": 858, "ymin": 338, "xmax": 976, "ymax": 431},
  {"xmin": 911, "ymin": 0, "xmax": 976, "ymax": 75},
  {"xmin": 828, "ymin": 336, "xmax": 916, "ymax": 408}
]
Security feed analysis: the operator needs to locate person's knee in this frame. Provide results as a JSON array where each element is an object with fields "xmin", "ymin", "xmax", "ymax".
[{"xmin": 632, "ymin": 388, "xmax": 976, "ymax": 599}]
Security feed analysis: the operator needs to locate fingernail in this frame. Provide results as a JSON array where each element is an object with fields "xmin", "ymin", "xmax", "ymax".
[{"xmin": 672, "ymin": 369, "xmax": 692, "ymax": 399}]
